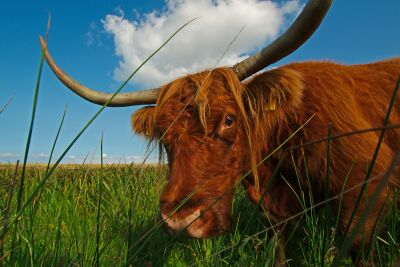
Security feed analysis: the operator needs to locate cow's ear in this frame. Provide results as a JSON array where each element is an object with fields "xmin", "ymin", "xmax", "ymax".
[
  {"xmin": 131, "ymin": 106, "xmax": 157, "ymax": 139},
  {"xmin": 245, "ymin": 68, "xmax": 304, "ymax": 112}
]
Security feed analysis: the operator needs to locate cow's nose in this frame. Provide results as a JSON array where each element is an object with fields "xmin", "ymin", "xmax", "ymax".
[{"xmin": 161, "ymin": 210, "xmax": 203, "ymax": 237}]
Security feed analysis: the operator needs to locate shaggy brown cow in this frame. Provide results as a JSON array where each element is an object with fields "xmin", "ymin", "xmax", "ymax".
[
  {"xmin": 39, "ymin": 0, "xmax": 399, "ymax": 263},
  {"xmin": 133, "ymin": 60, "xmax": 400, "ymax": 242}
]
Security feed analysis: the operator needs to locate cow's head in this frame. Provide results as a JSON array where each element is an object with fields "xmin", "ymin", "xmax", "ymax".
[
  {"xmin": 132, "ymin": 66, "xmax": 304, "ymax": 237},
  {"xmin": 39, "ymin": 0, "xmax": 332, "ymax": 238},
  {"xmin": 133, "ymin": 68, "xmax": 251, "ymax": 237}
]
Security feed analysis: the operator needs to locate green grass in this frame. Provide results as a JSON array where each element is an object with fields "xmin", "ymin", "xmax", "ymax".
[{"xmin": 0, "ymin": 164, "xmax": 398, "ymax": 266}]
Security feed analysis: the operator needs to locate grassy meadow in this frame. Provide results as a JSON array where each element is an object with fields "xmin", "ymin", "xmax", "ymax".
[{"xmin": 0, "ymin": 163, "xmax": 399, "ymax": 266}]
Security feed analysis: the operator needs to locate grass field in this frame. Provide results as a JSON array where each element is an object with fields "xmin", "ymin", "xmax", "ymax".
[{"xmin": 0, "ymin": 164, "xmax": 399, "ymax": 266}]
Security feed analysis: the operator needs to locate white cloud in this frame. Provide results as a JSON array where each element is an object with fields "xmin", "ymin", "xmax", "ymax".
[
  {"xmin": 103, "ymin": 0, "xmax": 301, "ymax": 87},
  {"xmin": 0, "ymin": 152, "xmax": 19, "ymax": 157},
  {"xmin": 34, "ymin": 152, "xmax": 49, "ymax": 158}
]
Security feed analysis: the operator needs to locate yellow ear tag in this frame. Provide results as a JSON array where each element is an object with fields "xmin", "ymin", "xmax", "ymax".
[{"xmin": 266, "ymin": 97, "xmax": 276, "ymax": 111}]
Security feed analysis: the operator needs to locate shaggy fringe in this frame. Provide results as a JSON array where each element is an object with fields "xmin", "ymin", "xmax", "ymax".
[{"xmin": 155, "ymin": 68, "xmax": 262, "ymax": 188}]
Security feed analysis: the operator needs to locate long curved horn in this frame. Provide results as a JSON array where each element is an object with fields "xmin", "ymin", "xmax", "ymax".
[
  {"xmin": 39, "ymin": 36, "xmax": 159, "ymax": 106},
  {"xmin": 233, "ymin": 0, "xmax": 333, "ymax": 80}
]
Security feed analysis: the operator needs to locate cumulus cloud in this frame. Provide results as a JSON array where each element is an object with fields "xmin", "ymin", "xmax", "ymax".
[{"xmin": 103, "ymin": 0, "xmax": 301, "ymax": 87}]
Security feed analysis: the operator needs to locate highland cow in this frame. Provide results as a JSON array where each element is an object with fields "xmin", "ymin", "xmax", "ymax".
[{"xmin": 132, "ymin": 60, "xmax": 400, "ymax": 243}]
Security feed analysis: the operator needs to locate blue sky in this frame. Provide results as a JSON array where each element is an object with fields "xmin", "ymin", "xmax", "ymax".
[{"xmin": 0, "ymin": 0, "xmax": 399, "ymax": 164}]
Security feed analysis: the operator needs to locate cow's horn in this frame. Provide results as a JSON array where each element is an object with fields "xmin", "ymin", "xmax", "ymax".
[
  {"xmin": 39, "ymin": 36, "xmax": 159, "ymax": 106},
  {"xmin": 233, "ymin": 0, "xmax": 333, "ymax": 80}
]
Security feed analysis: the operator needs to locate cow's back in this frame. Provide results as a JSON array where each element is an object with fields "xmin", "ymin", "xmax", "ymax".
[
  {"xmin": 286, "ymin": 59, "xmax": 400, "ymax": 154},
  {"xmin": 277, "ymin": 59, "xmax": 400, "ymax": 195}
]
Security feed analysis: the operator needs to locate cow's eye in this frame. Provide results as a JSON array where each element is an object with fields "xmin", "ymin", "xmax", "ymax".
[{"xmin": 224, "ymin": 114, "xmax": 234, "ymax": 127}]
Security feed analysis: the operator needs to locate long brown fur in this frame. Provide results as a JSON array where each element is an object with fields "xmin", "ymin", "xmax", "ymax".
[{"xmin": 132, "ymin": 58, "xmax": 400, "ymax": 258}]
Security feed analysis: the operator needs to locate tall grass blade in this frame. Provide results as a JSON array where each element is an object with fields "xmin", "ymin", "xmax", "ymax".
[
  {"xmin": 46, "ymin": 105, "xmax": 67, "ymax": 172},
  {"xmin": 94, "ymin": 133, "xmax": 104, "ymax": 267},
  {"xmin": 16, "ymin": 50, "xmax": 46, "ymax": 211},
  {"xmin": 0, "ymin": 95, "xmax": 15, "ymax": 115},
  {"xmin": 15, "ymin": 14, "xmax": 51, "ymax": 213},
  {"xmin": 10, "ymin": 47, "xmax": 46, "ymax": 265}
]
